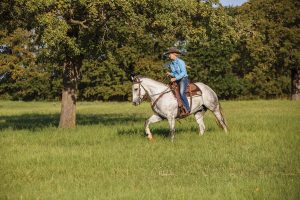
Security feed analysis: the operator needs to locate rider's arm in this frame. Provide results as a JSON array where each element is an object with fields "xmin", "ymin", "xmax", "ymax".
[{"xmin": 173, "ymin": 59, "xmax": 187, "ymax": 80}]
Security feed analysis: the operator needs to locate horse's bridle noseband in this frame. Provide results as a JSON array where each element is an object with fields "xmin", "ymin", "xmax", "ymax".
[{"xmin": 133, "ymin": 77, "xmax": 146, "ymax": 102}]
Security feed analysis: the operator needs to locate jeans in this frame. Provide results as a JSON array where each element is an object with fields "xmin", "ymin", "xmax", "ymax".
[{"xmin": 178, "ymin": 77, "xmax": 190, "ymax": 112}]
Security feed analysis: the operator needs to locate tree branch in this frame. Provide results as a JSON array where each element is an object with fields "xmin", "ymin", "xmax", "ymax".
[{"xmin": 69, "ymin": 19, "xmax": 89, "ymax": 29}]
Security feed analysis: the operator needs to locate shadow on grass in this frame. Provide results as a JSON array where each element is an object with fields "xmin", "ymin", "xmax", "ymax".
[
  {"xmin": 117, "ymin": 127, "xmax": 171, "ymax": 138},
  {"xmin": 0, "ymin": 113, "xmax": 145, "ymax": 131},
  {"xmin": 0, "ymin": 113, "xmax": 203, "ymax": 137}
]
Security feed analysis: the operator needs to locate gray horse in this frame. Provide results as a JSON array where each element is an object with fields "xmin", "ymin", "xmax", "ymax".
[{"xmin": 131, "ymin": 76, "xmax": 228, "ymax": 140}]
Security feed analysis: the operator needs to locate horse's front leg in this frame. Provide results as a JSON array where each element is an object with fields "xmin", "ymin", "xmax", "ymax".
[
  {"xmin": 167, "ymin": 117, "xmax": 176, "ymax": 141},
  {"xmin": 145, "ymin": 114, "xmax": 163, "ymax": 140}
]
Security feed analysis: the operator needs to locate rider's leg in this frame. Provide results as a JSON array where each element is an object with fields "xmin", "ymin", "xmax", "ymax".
[{"xmin": 179, "ymin": 77, "xmax": 190, "ymax": 112}]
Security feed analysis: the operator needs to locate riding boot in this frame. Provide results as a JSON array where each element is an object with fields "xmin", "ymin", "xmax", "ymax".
[{"xmin": 179, "ymin": 106, "xmax": 190, "ymax": 117}]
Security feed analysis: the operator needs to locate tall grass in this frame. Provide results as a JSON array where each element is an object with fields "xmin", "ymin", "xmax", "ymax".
[{"xmin": 0, "ymin": 100, "xmax": 299, "ymax": 199}]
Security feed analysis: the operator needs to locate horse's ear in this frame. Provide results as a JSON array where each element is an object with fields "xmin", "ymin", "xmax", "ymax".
[
  {"xmin": 129, "ymin": 72, "xmax": 136, "ymax": 82},
  {"xmin": 130, "ymin": 75, "xmax": 135, "ymax": 82}
]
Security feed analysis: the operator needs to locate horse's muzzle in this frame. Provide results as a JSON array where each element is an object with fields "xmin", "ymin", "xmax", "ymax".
[
  {"xmin": 132, "ymin": 98, "xmax": 140, "ymax": 106},
  {"xmin": 132, "ymin": 96, "xmax": 142, "ymax": 106}
]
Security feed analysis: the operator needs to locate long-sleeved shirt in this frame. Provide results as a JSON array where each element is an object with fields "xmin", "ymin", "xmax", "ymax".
[{"xmin": 168, "ymin": 58, "xmax": 188, "ymax": 80}]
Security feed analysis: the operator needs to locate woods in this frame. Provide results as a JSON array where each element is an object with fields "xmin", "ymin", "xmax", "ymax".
[
  {"xmin": 1, "ymin": 0, "xmax": 299, "ymax": 101},
  {"xmin": 0, "ymin": 0, "xmax": 299, "ymax": 127}
]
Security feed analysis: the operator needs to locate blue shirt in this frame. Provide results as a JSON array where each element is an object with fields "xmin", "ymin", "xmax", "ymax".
[{"xmin": 168, "ymin": 58, "xmax": 188, "ymax": 80}]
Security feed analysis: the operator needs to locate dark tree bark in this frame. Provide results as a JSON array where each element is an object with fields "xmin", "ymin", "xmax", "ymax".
[{"xmin": 291, "ymin": 67, "xmax": 300, "ymax": 100}]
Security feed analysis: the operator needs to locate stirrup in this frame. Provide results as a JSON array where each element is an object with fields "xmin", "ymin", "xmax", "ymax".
[
  {"xmin": 179, "ymin": 106, "xmax": 190, "ymax": 117},
  {"xmin": 180, "ymin": 111, "xmax": 190, "ymax": 117}
]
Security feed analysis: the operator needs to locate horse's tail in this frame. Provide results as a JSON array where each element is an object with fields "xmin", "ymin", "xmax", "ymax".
[{"xmin": 213, "ymin": 103, "xmax": 228, "ymax": 132}]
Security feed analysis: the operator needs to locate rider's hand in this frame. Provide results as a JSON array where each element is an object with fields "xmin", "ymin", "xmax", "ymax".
[
  {"xmin": 166, "ymin": 72, "xmax": 172, "ymax": 76},
  {"xmin": 171, "ymin": 78, "xmax": 177, "ymax": 82}
]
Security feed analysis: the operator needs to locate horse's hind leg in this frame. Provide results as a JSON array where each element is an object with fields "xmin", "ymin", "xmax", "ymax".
[
  {"xmin": 145, "ymin": 114, "xmax": 163, "ymax": 140},
  {"xmin": 194, "ymin": 109, "xmax": 206, "ymax": 136},
  {"xmin": 213, "ymin": 104, "xmax": 228, "ymax": 133}
]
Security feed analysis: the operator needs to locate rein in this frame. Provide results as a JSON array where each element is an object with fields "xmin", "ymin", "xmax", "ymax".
[
  {"xmin": 150, "ymin": 88, "xmax": 171, "ymax": 111},
  {"xmin": 149, "ymin": 87, "xmax": 171, "ymax": 97}
]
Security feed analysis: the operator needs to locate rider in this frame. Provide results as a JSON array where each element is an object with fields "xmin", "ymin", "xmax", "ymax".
[{"xmin": 164, "ymin": 47, "xmax": 190, "ymax": 115}]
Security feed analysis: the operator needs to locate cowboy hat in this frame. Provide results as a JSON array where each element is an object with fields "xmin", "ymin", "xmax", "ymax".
[{"xmin": 164, "ymin": 47, "xmax": 181, "ymax": 55}]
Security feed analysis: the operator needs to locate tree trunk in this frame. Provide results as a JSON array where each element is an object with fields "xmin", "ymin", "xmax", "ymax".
[
  {"xmin": 59, "ymin": 84, "xmax": 76, "ymax": 128},
  {"xmin": 59, "ymin": 60, "xmax": 79, "ymax": 128},
  {"xmin": 291, "ymin": 67, "xmax": 300, "ymax": 100}
]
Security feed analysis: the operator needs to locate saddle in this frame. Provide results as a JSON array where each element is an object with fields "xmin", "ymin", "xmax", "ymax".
[
  {"xmin": 186, "ymin": 83, "xmax": 202, "ymax": 97},
  {"xmin": 169, "ymin": 80, "xmax": 202, "ymax": 117}
]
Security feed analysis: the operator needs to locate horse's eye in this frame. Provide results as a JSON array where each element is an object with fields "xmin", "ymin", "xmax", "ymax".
[{"xmin": 134, "ymin": 88, "xmax": 138, "ymax": 91}]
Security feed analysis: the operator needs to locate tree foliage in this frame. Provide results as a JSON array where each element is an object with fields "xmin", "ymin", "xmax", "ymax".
[
  {"xmin": 235, "ymin": 0, "xmax": 299, "ymax": 99},
  {"xmin": 0, "ymin": 0, "xmax": 299, "ymax": 101}
]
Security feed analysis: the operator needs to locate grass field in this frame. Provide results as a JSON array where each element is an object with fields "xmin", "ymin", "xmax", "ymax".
[{"xmin": 0, "ymin": 100, "xmax": 299, "ymax": 200}]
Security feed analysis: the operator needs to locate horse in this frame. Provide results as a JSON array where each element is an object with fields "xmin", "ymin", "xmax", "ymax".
[{"xmin": 131, "ymin": 76, "xmax": 228, "ymax": 140}]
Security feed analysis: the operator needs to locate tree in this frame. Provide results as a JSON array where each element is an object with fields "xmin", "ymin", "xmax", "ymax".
[
  {"xmin": 182, "ymin": 2, "xmax": 245, "ymax": 99},
  {"xmin": 0, "ymin": 1, "xmax": 50, "ymax": 100},
  {"xmin": 0, "ymin": 28, "xmax": 51, "ymax": 101},
  {"xmin": 1, "ymin": 0, "xmax": 207, "ymax": 127},
  {"xmin": 0, "ymin": 0, "xmax": 135, "ymax": 126},
  {"xmin": 237, "ymin": 0, "xmax": 300, "ymax": 99}
]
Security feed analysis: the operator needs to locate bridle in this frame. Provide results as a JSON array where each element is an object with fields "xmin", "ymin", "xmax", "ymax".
[
  {"xmin": 132, "ymin": 76, "xmax": 172, "ymax": 109},
  {"xmin": 133, "ymin": 76, "xmax": 147, "ymax": 102}
]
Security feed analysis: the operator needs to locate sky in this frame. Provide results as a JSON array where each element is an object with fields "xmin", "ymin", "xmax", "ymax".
[{"xmin": 219, "ymin": 0, "xmax": 248, "ymax": 7}]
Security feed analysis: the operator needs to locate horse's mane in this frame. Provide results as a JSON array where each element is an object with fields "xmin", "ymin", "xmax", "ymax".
[{"xmin": 139, "ymin": 76, "xmax": 168, "ymax": 87}]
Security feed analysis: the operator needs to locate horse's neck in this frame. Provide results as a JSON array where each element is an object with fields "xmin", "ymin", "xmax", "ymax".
[{"xmin": 142, "ymin": 78, "xmax": 168, "ymax": 97}]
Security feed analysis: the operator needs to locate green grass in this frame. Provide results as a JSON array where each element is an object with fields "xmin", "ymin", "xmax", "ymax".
[{"xmin": 0, "ymin": 100, "xmax": 299, "ymax": 200}]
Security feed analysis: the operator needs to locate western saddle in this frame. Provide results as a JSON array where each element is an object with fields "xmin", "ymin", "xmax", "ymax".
[{"xmin": 169, "ymin": 80, "xmax": 202, "ymax": 117}]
